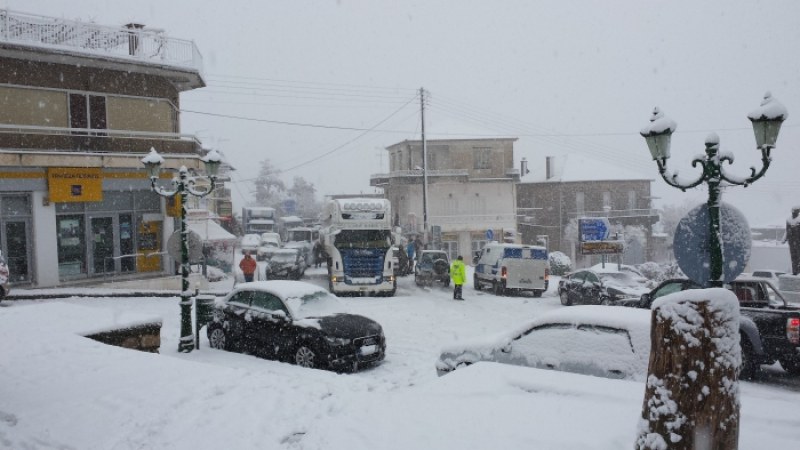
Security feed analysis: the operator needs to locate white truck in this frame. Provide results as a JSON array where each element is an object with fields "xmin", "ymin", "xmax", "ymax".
[
  {"xmin": 473, "ymin": 242, "xmax": 550, "ymax": 297},
  {"xmin": 320, "ymin": 198, "xmax": 396, "ymax": 297}
]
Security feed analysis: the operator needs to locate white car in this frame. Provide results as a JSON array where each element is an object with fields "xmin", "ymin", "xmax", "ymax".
[
  {"xmin": 436, "ymin": 306, "xmax": 651, "ymax": 381},
  {"xmin": 240, "ymin": 233, "xmax": 261, "ymax": 254},
  {"xmin": 257, "ymin": 236, "xmax": 281, "ymax": 261}
]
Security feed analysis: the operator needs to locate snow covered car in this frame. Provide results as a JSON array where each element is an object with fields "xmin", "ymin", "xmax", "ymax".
[
  {"xmin": 558, "ymin": 268, "xmax": 650, "ymax": 306},
  {"xmin": 436, "ymin": 306, "xmax": 651, "ymax": 380},
  {"xmin": 267, "ymin": 248, "xmax": 307, "ymax": 280},
  {"xmin": 207, "ymin": 280, "xmax": 386, "ymax": 371},
  {"xmin": 240, "ymin": 233, "xmax": 261, "ymax": 254},
  {"xmin": 0, "ymin": 250, "xmax": 9, "ymax": 301},
  {"xmin": 256, "ymin": 236, "xmax": 281, "ymax": 261}
]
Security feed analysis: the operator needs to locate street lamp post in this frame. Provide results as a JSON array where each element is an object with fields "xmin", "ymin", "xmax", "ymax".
[
  {"xmin": 640, "ymin": 92, "xmax": 787, "ymax": 287},
  {"xmin": 141, "ymin": 147, "xmax": 221, "ymax": 352}
]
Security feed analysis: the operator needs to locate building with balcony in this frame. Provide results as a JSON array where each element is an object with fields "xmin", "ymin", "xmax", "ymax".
[
  {"xmin": 371, "ymin": 138, "xmax": 520, "ymax": 261},
  {"xmin": 0, "ymin": 9, "xmax": 210, "ymax": 287},
  {"xmin": 517, "ymin": 154, "xmax": 659, "ymax": 266}
]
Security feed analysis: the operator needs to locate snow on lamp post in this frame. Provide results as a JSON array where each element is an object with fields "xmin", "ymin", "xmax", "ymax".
[
  {"xmin": 640, "ymin": 93, "xmax": 787, "ymax": 287},
  {"xmin": 141, "ymin": 147, "xmax": 221, "ymax": 353}
]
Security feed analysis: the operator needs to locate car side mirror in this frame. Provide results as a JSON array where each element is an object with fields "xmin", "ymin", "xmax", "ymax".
[
  {"xmin": 501, "ymin": 342, "xmax": 512, "ymax": 353},
  {"xmin": 640, "ymin": 293, "xmax": 650, "ymax": 308}
]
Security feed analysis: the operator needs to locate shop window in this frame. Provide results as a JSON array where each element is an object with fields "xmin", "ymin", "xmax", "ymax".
[{"xmin": 57, "ymin": 215, "xmax": 86, "ymax": 277}]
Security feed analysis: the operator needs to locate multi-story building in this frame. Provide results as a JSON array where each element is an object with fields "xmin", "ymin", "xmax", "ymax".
[
  {"xmin": 517, "ymin": 154, "xmax": 659, "ymax": 266},
  {"xmin": 370, "ymin": 138, "xmax": 520, "ymax": 261},
  {"xmin": 0, "ymin": 9, "xmax": 210, "ymax": 287}
]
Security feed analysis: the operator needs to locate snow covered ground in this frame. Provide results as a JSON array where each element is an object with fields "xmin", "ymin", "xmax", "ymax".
[{"xmin": 2, "ymin": 267, "xmax": 800, "ymax": 449}]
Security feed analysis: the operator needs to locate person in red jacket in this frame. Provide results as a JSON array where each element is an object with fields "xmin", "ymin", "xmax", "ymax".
[{"xmin": 239, "ymin": 251, "xmax": 257, "ymax": 282}]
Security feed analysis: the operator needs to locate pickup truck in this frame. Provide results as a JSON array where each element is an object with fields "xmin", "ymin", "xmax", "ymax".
[{"xmin": 620, "ymin": 277, "xmax": 800, "ymax": 379}]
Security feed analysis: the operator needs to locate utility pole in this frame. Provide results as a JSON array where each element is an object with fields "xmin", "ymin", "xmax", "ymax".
[{"xmin": 420, "ymin": 87, "xmax": 429, "ymax": 244}]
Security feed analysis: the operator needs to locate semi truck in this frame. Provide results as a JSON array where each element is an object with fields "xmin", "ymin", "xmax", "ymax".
[
  {"xmin": 320, "ymin": 198, "xmax": 396, "ymax": 296},
  {"xmin": 241, "ymin": 207, "xmax": 277, "ymax": 234}
]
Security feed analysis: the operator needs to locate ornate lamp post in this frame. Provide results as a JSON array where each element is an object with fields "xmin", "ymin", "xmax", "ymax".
[
  {"xmin": 141, "ymin": 147, "xmax": 222, "ymax": 352},
  {"xmin": 640, "ymin": 93, "xmax": 788, "ymax": 287}
]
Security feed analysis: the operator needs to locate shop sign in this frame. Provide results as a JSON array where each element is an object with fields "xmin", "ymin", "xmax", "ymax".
[{"xmin": 47, "ymin": 168, "xmax": 102, "ymax": 203}]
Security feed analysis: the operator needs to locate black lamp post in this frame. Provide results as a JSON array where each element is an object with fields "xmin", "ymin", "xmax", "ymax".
[
  {"xmin": 640, "ymin": 93, "xmax": 787, "ymax": 287},
  {"xmin": 141, "ymin": 147, "xmax": 221, "ymax": 352}
]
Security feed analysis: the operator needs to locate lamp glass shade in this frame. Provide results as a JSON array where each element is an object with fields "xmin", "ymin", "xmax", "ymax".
[
  {"xmin": 143, "ymin": 160, "xmax": 161, "ymax": 178},
  {"xmin": 644, "ymin": 133, "xmax": 672, "ymax": 160},
  {"xmin": 202, "ymin": 150, "xmax": 222, "ymax": 177},
  {"xmin": 751, "ymin": 118, "xmax": 783, "ymax": 149}
]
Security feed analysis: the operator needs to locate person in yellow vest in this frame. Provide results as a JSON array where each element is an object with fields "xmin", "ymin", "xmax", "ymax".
[{"xmin": 450, "ymin": 255, "xmax": 466, "ymax": 300}]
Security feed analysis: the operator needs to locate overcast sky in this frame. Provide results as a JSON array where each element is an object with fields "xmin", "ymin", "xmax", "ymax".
[{"xmin": 12, "ymin": 0, "xmax": 800, "ymax": 227}]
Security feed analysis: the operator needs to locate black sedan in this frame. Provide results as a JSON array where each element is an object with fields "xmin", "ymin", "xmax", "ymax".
[
  {"xmin": 558, "ymin": 269, "xmax": 649, "ymax": 306},
  {"xmin": 207, "ymin": 280, "xmax": 385, "ymax": 372}
]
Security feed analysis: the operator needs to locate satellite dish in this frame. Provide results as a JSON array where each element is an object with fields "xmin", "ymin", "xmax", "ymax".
[
  {"xmin": 673, "ymin": 202, "xmax": 751, "ymax": 286},
  {"xmin": 167, "ymin": 230, "xmax": 204, "ymax": 264}
]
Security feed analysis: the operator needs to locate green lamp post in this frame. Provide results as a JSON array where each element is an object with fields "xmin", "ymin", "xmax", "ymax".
[
  {"xmin": 142, "ymin": 147, "xmax": 221, "ymax": 352},
  {"xmin": 640, "ymin": 93, "xmax": 787, "ymax": 287}
]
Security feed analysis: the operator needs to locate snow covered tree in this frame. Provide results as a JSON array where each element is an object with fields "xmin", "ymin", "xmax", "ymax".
[
  {"xmin": 286, "ymin": 176, "xmax": 320, "ymax": 219},
  {"xmin": 253, "ymin": 159, "xmax": 285, "ymax": 208},
  {"xmin": 549, "ymin": 251, "xmax": 572, "ymax": 276}
]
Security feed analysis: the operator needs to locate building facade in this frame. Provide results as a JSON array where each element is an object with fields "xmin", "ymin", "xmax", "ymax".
[
  {"xmin": 517, "ymin": 155, "xmax": 659, "ymax": 267},
  {"xmin": 370, "ymin": 138, "xmax": 520, "ymax": 261},
  {"xmin": 0, "ymin": 9, "xmax": 210, "ymax": 287}
]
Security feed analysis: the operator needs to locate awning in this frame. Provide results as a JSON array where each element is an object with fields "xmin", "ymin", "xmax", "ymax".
[{"xmin": 187, "ymin": 219, "xmax": 237, "ymax": 242}]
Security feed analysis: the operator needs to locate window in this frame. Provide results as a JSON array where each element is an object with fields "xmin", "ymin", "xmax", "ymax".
[
  {"xmin": 628, "ymin": 191, "xmax": 637, "ymax": 210},
  {"xmin": 251, "ymin": 292, "xmax": 288, "ymax": 314},
  {"xmin": 69, "ymin": 93, "xmax": 106, "ymax": 134},
  {"xmin": 229, "ymin": 290, "xmax": 254, "ymax": 306},
  {"xmin": 576, "ymin": 192, "xmax": 585, "ymax": 214},
  {"xmin": 473, "ymin": 147, "xmax": 491, "ymax": 169},
  {"xmin": 602, "ymin": 192, "xmax": 611, "ymax": 210}
]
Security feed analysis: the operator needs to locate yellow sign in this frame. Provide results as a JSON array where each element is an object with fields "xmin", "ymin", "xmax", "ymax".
[
  {"xmin": 580, "ymin": 240, "xmax": 624, "ymax": 255},
  {"xmin": 47, "ymin": 168, "xmax": 103, "ymax": 203},
  {"xmin": 166, "ymin": 193, "xmax": 182, "ymax": 217}
]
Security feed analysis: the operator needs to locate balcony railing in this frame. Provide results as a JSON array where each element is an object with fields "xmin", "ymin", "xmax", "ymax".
[
  {"xmin": 0, "ymin": 9, "xmax": 203, "ymax": 75},
  {"xmin": 567, "ymin": 208, "xmax": 658, "ymax": 220}
]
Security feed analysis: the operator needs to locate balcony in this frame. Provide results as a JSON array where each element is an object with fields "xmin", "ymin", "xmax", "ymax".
[
  {"xmin": 0, "ymin": 124, "xmax": 202, "ymax": 155},
  {"xmin": 370, "ymin": 169, "xmax": 471, "ymax": 186},
  {"xmin": 0, "ymin": 9, "xmax": 204, "ymax": 89}
]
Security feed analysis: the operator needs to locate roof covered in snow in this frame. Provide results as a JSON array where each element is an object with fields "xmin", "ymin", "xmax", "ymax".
[{"xmin": 525, "ymin": 154, "xmax": 653, "ymax": 183}]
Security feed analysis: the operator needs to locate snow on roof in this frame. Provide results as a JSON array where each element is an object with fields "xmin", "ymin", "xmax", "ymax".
[
  {"xmin": 526, "ymin": 154, "xmax": 653, "ymax": 183},
  {"xmin": 187, "ymin": 219, "xmax": 236, "ymax": 242}
]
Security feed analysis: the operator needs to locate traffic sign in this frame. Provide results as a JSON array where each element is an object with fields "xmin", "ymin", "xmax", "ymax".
[
  {"xmin": 580, "ymin": 240, "xmax": 624, "ymax": 255},
  {"xmin": 579, "ymin": 217, "xmax": 611, "ymax": 242},
  {"xmin": 673, "ymin": 202, "xmax": 751, "ymax": 286},
  {"xmin": 485, "ymin": 229, "xmax": 494, "ymax": 240}
]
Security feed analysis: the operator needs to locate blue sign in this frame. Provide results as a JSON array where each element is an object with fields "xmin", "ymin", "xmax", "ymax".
[
  {"xmin": 579, "ymin": 217, "xmax": 611, "ymax": 242},
  {"xmin": 673, "ymin": 203, "xmax": 751, "ymax": 286},
  {"xmin": 282, "ymin": 199, "xmax": 296, "ymax": 214},
  {"xmin": 485, "ymin": 229, "xmax": 494, "ymax": 240}
]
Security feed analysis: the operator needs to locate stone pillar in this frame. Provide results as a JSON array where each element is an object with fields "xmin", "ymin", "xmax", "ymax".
[{"xmin": 787, "ymin": 207, "xmax": 800, "ymax": 275}]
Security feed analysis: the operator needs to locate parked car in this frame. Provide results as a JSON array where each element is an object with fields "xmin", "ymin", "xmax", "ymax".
[
  {"xmin": 267, "ymin": 248, "xmax": 307, "ymax": 280},
  {"xmin": 436, "ymin": 305, "xmax": 651, "ymax": 380},
  {"xmin": 751, "ymin": 270, "xmax": 786, "ymax": 283},
  {"xmin": 473, "ymin": 243, "xmax": 549, "ymax": 297},
  {"xmin": 0, "ymin": 250, "xmax": 9, "ymax": 302},
  {"xmin": 207, "ymin": 280, "xmax": 386, "ymax": 371},
  {"xmin": 558, "ymin": 268, "xmax": 649, "ymax": 306},
  {"xmin": 257, "ymin": 236, "xmax": 281, "ymax": 261},
  {"xmin": 414, "ymin": 250, "xmax": 450, "ymax": 287},
  {"xmin": 589, "ymin": 262, "xmax": 650, "ymax": 286},
  {"xmin": 260, "ymin": 232, "xmax": 282, "ymax": 247},
  {"xmin": 240, "ymin": 233, "xmax": 261, "ymax": 254},
  {"xmin": 619, "ymin": 277, "xmax": 800, "ymax": 379}
]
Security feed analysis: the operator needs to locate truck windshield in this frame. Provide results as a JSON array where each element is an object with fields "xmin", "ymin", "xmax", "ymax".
[
  {"xmin": 288, "ymin": 230, "xmax": 312, "ymax": 242},
  {"xmin": 334, "ymin": 230, "xmax": 391, "ymax": 249}
]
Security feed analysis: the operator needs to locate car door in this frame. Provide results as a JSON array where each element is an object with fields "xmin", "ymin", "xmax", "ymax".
[
  {"xmin": 224, "ymin": 290, "xmax": 254, "ymax": 348},
  {"xmin": 248, "ymin": 291, "xmax": 292, "ymax": 359},
  {"xmin": 581, "ymin": 271, "xmax": 603, "ymax": 304},
  {"xmin": 566, "ymin": 271, "xmax": 586, "ymax": 304}
]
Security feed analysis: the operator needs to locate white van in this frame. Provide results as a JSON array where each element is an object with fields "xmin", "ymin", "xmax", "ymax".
[{"xmin": 473, "ymin": 243, "xmax": 549, "ymax": 297}]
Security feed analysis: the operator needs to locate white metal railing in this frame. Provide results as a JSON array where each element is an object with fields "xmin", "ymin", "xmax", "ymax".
[
  {"xmin": 0, "ymin": 123, "xmax": 201, "ymax": 144},
  {"xmin": 371, "ymin": 169, "xmax": 470, "ymax": 179},
  {"xmin": 0, "ymin": 9, "xmax": 203, "ymax": 75}
]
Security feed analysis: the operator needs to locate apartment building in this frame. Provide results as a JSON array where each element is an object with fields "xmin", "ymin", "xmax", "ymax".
[
  {"xmin": 370, "ymin": 138, "xmax": 520, "ymax": 261},
  {"xmin": 517, "ymin": 155, "xmax": 659, "ymax": 266},
  {"xmin": 0, "ymin": 9, "xmax": 213, "ymax": 287}
]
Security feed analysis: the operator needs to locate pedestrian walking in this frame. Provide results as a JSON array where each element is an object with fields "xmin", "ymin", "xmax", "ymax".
[
  {"xmin": 239, "ymin": 251, "xmax": 257, "ymax": 283},
  {"xmin": 450, "ymin": 255, "xmax": 466, "ymax": 300},
  {"xmin": 406, "ymin": 240, "xmax": 416, "ymax": 272}
]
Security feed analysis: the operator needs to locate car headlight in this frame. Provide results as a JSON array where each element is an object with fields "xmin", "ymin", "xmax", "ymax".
[{"xmin": 324, "ymin": 336, "xmax": 351, "ymax": 346}]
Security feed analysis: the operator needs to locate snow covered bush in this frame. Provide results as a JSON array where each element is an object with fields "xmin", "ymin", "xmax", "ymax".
[
  {"xmin": 549, "ymin": 251, "xmax": 572, "ymax": 276},
  {"xmin": 637, "ymin": 262, "xmax": 664, "ymax": 282}
]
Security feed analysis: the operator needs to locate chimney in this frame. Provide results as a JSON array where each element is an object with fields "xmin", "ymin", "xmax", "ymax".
[{"xmin": 545, "ymin": 156, "xmax": 554, "ymax": 180}]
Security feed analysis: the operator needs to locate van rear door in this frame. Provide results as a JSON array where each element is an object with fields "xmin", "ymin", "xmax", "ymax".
[{"xmin": 501, "ymin": 247, "xmax": 548, "ymax": 290}]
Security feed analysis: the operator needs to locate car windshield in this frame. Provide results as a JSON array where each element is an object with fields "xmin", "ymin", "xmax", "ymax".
[
  {"xmin": 272, "ymin": 253, "xmax": 296, "ymax": 263},
  {"xmin": 285, "ymin": 289, "xmax": 347, "ymax": 319},
  {"xmin": 598, "ymin": 272, "xmax": 641, "ymax": 290}
]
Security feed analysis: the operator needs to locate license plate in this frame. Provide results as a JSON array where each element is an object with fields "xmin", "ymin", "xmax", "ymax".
[
  {"xmin": 362, "ymin": 337, "xmax": 376, "ymax": 346},
  {"xmin": 360, "ymin": 344, "xmax": 377, "ymax": 356}
]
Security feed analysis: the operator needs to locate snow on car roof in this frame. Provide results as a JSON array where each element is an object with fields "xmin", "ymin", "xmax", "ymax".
[{"xmin": 440, "ymin": 306, "xmax": 651, "ymax": 357}]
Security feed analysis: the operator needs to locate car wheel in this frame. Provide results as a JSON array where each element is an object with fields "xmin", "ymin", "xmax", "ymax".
[
  {"xmin": 444, "ymin": 278, "xmax": 450, "ymax": 287},
  {"xmin": 473, "ymin": 274, "xmax": 481, "ymax": 291},
  {"xmin": 207, "ymin": 325, "xmax": 227, "ymax": 350},
  {"xmin": 493, "ymin": 281, "xmax": 504, "ymax": 296},
  {"xmin": 532, "ymin": 290, "xmax": 543, "ymax": 298},
  {"xmin": 600, "ymin": 296, "xmax": 612, "ymax": 306},
  {"xmin": 560, "ymin": 290, "xmax": 572, "ymax": 306},
  {"xmin": 779, "ymin": 357, "xmax": 800, "ymax": 375},
  {"xmin": 295, "ymin": 344, "xmax": 318, "ymax": 369},
  {"xmin": 740, "ymin": 338, "xmax": 758, "ymax": 380}
]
